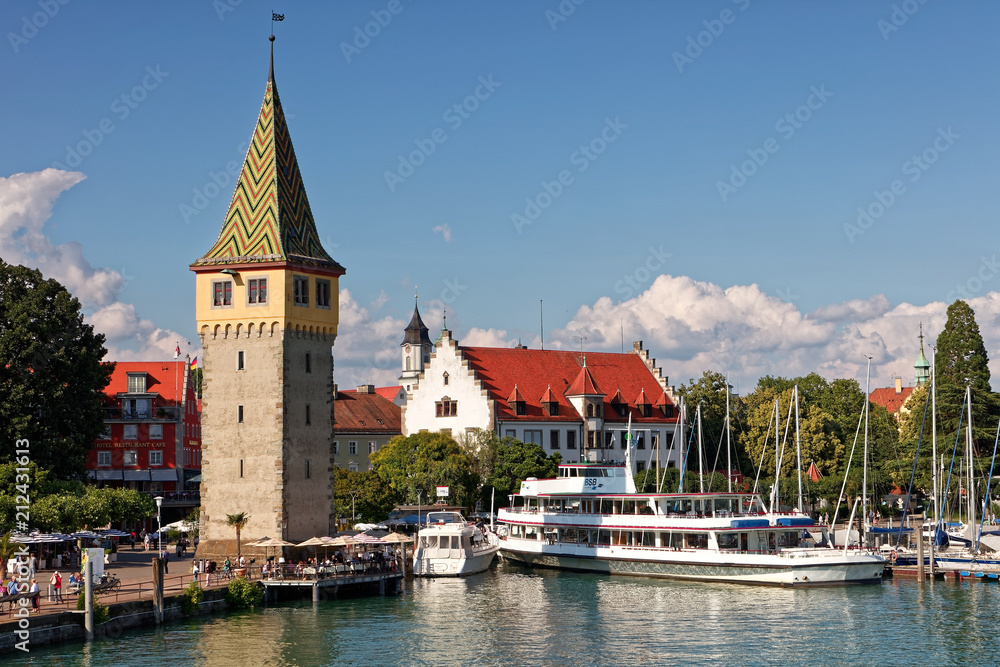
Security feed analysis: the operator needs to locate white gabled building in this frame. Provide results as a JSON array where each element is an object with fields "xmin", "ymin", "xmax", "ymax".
[{"xmin": 401, "ymin": 325, "xmax": 682, "ymax": 475}]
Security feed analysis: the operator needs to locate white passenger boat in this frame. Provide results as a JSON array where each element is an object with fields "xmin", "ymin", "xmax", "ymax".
[
  {"xmin": 413, "ymin": 511, "xmax": 500, "ymax": 577},
  {"xmin": 497, "ymin": 462, "xmax": 885, "ymax": 587}
]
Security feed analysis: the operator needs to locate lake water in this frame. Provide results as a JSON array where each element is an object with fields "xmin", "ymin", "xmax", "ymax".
[{"xmin": 11, "ymin": 563, "xmax": 1000, "ymax": 666}]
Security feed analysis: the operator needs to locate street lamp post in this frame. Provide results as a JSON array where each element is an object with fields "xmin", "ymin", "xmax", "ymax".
[
  {"xmin": 349, "ymin": 490, "xmax": 359, "ymax": 525},
  {"xmin": 154, "ymin": 496, "xmax": 164, "ymax": 554},
  {"xmin": 416, "ymin": 488, "xmax": 423, "ymax": 530}
]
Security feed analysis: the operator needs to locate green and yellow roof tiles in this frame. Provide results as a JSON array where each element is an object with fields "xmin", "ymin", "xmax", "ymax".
[{"xmin": 193, "ymin": 71, "xmax": 343, "ymax": 273}]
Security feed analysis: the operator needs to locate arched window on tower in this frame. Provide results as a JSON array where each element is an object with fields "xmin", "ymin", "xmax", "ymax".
[
  {"xmin": 443, "ymin": 372, "xmax": 449, "ymax": 386},
  {"xmin": 406, "ymin": 357, "xmax": 411, "ymax": 371}
]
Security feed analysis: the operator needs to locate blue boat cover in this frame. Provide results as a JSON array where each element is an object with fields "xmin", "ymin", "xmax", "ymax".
[
  {"xmin": 868, "ymin": 526, "xmax": 913, "ymax": 534},
  {"xmin": 730, "ymin": 519, "xmax": 770, "ymax": 529},
  {"xmin": 776, "ymin": 518, "xmax": 814, "ymax": 527}
]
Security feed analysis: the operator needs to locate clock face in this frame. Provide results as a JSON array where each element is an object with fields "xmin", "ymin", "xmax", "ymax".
[{"xmin": 405, "ymin": 345, "xmax": 411, "ymax": 353}]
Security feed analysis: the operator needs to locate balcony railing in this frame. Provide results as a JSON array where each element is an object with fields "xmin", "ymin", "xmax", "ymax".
[{"xmin": 104, "ymin": 407, "xmax": 182, "ymax": 421}]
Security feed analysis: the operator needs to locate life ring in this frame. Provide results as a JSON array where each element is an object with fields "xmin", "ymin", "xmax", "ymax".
[{"xmin": 889, "ymin": 550, "xmax": 898, "ymax": 563}]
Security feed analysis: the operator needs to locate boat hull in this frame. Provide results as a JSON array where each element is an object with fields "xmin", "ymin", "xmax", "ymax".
[
  {"xmin": 414, "ymin": 546, "xmax": 499, "ymax": 577},
  {"xmin": 499, "ymin": 542, "xmax": 884, "ymax": 587}
]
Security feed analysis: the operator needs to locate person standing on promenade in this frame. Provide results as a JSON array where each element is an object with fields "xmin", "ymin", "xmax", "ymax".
[
  {"xmin": 51, "ymin": 571, "xmax": 62, "ymax": 602},
  {"xmin": 29, "ymin": 579, "xmax": 39, "ymax": 612},
  {"xmin": 161, "ymin": 548, "xmax": 169, "ymax": 574}
]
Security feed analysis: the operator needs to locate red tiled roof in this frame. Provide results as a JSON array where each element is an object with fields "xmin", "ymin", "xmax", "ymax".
[
  {"xmin": 335, "ymin": 391, "xmax": 402, "ymax": 433},
  {"xmin": 567, "ymin": 365, "xmax": 603, "ymax": 397},
  {"xmin": 869, "ymin": 386, "xmax": 915, "ymax": 415},
  {"xmin": 457, "ymin": 347, "xmax": 676, "ymax": 423},
  {"xmin": 634, "ymin": 388, "xmax": 650, "ymax": 405},
  {"xmin": 374, "ymin": 386, "xmax": 403, "ymax": 402},
  {"xmin": 103, "ymin": 361, "xmax": 192, "ymax": 403}
]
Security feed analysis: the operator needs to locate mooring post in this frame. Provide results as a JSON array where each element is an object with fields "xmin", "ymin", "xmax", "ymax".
[
  {"xmin": 916, "ymin": 527, "xmax": 925, "ymax": 581},
  {"xmin": 312, "ymin": 582, "xmax": 319, "ymax": 603},
  {"xmin": 152, "ymin": 556, "xmax": 164, "ymax": 624},
  {"xmin": 84, "ymin": 560, "xmax": 94, "ymax": 641}
]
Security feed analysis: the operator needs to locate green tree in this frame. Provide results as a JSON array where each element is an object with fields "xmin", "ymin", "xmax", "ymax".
[
  {"xmin": 935, "ymin": 300, "xmax": 997, "ymax": 454},
  {"xmin": 333, "ymin": 467, "xmax": 399, "ymax": 524},
  {"xmin": 677, "ymin": 371, "xmax": 743, "ymax": 474},
  {"xmin": 486, "ymin": 437, "xmax": 560, "ymax": 502},
  {"xmin": 226, "ymin": 512, "xmax": 250, "ymax": 561},
  {"xmin": 0, "ymin": 260, "xmax": 113, "ymax": 479},
  {"xmin": 371, "ymin": 431, "xmax": 480, "ymax": 510}
]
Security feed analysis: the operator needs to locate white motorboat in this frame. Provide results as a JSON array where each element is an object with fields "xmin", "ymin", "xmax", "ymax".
[
  {"xmin": 497, "ymin": 462, "xmax": 886, "ymax": 587},
  {"xmin": 413, "ymin": 511, "xmax": 500, "ymax": 577}
]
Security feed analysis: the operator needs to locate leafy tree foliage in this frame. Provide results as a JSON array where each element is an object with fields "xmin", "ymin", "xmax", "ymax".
[
  {"xmin": 934, "ymin": 300, "xmax": 998, "ymax": 454},
  {"xmin": 370, "ymin": 431, "xmax": 480, "ymax": 509},
  {"xmin": 333, "ymin": 466, "xmax": 399, "ymax": 524},
  {"xmin": 677, "ymin": 371, "xmax": 739, "ymax": 472},
  {"xmin": 0, "ymin": 260, "xmax": 113, "ymax": 478},
  {"xmin": 485, "ymin": 436, "xmax": 560, "ymax": 502}
]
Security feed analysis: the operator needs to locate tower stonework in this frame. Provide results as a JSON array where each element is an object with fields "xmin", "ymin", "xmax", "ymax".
[{"xmin": 190, "ymin": 38, "xmax": 345, "ymax": 560}]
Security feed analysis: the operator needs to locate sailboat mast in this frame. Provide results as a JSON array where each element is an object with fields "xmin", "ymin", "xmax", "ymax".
[
  {"xmin": 863, "ymin": 355, "xmax": 872, "ymax": 534},
  {"xmin": 726, "ymin": 379, "xmax": 733, "ymax": 494},
  {"xmin": 930, "ymin": 344, "xmax": 938, "ymax": 573},
  {"xmin": 697, "ymin": 403, "xmax": 705, "ymax": 494},
  {"xmin": 795, "ymin": 385, "xmax": 803, "ymax": 513},
  {"xmin": 967, "ymin": 385, "xmax": 975, "ymax": 543}
]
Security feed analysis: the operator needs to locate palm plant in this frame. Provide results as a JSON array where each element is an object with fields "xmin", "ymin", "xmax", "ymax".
[
  {"xmin": 0, "ymin": 533, "xmax": 18, "ymax": 580},
  {"xmin": 226, "ymin": 512, "xmax": 250, "ymax": 561}
]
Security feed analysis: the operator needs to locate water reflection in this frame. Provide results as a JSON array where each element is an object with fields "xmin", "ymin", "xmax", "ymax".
[{"xmin": 11, "ymin": 567, "xmax": 1000, "ymax": 666}]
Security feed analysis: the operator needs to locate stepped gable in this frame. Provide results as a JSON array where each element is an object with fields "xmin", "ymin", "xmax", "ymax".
[
  {"xmin": 192, "ymin": 39, "xmax": 343, "ymax": 272},
  {"xmin": 457, "ymin": 347, "xmax": 677, "ymax": 423}
]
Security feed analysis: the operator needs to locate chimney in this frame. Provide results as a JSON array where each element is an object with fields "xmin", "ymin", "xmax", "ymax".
[
  {"xmin": 357, "ymin": 384, "xmax": 375, "ymax": 394},
  {"xmin": 895, "ymin": 377, "xmax": 902, "ymax": 394}
]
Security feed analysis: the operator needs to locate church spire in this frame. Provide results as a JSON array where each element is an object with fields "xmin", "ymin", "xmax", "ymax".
[
  {"xmin": 192, "ymin": 34, "xmax": 343, "ymax": 273},
  {"xmin": 915, "ymin": 322, "xmax": 931, "ymax": 386}
]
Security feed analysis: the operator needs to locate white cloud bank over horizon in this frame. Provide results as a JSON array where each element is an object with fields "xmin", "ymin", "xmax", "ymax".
[{"xmin": 0, "ymin": 169, "xmax": 189, "ymax": 362}]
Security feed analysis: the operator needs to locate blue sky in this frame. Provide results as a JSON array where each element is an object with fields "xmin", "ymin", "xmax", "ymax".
[{"xmin": 3, "ymin": 1, "xmax": 999, "ymax": 391}]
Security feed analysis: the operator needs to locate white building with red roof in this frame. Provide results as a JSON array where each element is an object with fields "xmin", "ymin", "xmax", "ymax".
[{"xmin": 402, "ymin": 325, "xmax": 682, "ymax": 474}]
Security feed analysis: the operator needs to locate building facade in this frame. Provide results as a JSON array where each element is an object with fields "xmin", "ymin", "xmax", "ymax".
[
  {"xmin": 190, "ymin": 37, "xmax": 344, "ymax": 559},
  {"xmin": 332, "ymin": 385, "xmax": 402, "ymax": 471},
  {"xmin": 88, "ymin": 360, "xmax": 201, "ymax": 500},
  {"xmin": 402, "ymin": 328, "xmax": 681, "ymax": 474}
]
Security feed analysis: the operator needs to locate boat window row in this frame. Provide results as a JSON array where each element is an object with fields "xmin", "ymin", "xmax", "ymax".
[
  {"xmin": 506, "ymin": 524, "xmax": 804, "ymax": 552},
  {"xmin": 419, "ymin": 535, "xmax": 462, "ymax": 550},
  {"xmin": 516, "ymin": 495, "xmax": 764, "ymax": 517}
]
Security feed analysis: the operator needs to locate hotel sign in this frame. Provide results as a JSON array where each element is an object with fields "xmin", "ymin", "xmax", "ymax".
[{"xmin": 112, "ymin": 442, "xmax": 160, "ymax": 448}]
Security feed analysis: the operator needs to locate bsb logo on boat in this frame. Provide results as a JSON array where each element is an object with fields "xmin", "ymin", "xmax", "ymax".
[{"xmin": 583, "ymin": 478, "xmax": 603, "ymax": 491}]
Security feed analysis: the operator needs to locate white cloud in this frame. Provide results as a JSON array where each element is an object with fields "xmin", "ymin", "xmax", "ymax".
[
  {"xmin": 334, "ymin": 289, "xmax": 407, "ymax": 388},
  {"xmin": 433, "ymin": 224, "xmax": 452, "ymax": 242},
  {"xmin": 551, "ymin": 274, "xmax": 1000, "ymax": 393},
  {"xmin": 0, "ymin": 169, "xmax": 190, "ymax": 361},
  {"xmin": 463, "ymin": 327, "xmax": 515, "ymax": 348}
]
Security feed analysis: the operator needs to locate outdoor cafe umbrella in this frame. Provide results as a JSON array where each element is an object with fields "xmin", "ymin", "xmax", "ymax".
[
  {"xmin": 250, "ymin": 536, "xmax": 296, "ymax": 567},
  {"xmin": 295, "ymin": 536, "xmax": 332, "ymax": 563}
]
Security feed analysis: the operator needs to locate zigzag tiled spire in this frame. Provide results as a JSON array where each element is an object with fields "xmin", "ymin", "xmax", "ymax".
[{"xmin": 193, "ymin": 36, "xmax": 344, "ymax": 272}]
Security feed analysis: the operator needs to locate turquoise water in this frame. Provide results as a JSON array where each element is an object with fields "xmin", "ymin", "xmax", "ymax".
[{"xmin": 12, "ymin": 563, "xmax": 1000, "ymax": 666}]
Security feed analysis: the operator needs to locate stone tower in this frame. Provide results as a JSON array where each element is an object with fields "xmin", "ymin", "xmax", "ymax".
[
  {"xmin": 400, "ymin": 296, "xmax": 432, "ymax": 393},
  {"xmin": 190, "ymin": 36, "xmax": 345, "ymax": 559}
]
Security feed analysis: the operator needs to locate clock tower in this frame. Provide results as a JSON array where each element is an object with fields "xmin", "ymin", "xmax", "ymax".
[{"xmin": 191, "ymin": 36, "xmax": 344, "ymax": 559}]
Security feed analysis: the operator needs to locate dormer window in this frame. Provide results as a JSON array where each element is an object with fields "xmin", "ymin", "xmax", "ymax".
[
  {"xmin": 507, "ymin": 385, "xmax": 526, "ymax": 416},
  {"xmin": 126, "ymin": 373, "xmax": 147, "ymax": 394},
  {"xmin": 634, "ymin": 389, "xmax": 652, "ymax": 418},
  {"xmin": 609, "ymin": 389, "xmax": 628, "ymax": 417},
  {"xmin": 540, "ymin": 386, "xmax": 559, "ymax": 416}
]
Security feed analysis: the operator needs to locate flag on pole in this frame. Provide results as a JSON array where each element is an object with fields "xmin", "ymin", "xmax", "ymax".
[
  {"xmin": 272, "ymin": 12, "xmax": 284, "ymax": 21},
  {"xmin": 174, "ymin": 344, "xmax": 181, "ymax": 359},
  {"xmin": 191, "ymin": 356, "xmax": 198, "ymax": 370}
]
